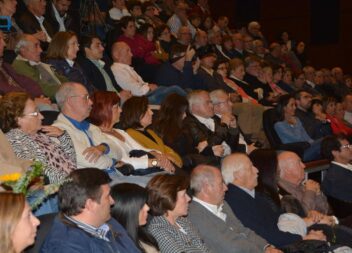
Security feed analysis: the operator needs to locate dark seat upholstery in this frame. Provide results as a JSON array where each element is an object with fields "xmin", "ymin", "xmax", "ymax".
[
  {"xmin": 326, "ymin": 195, "xmax": 352, "ymax": 219},
  {"xmin": 40, "ymin": 111, "xmax": 60, "ymax": 126},
  {"xmin": 25, "ymin": 213, "xmax": 57, "ymax": 253},
  {"xmin": 262, "ymin": 108, "xmax": 309, "ymax": 158}
]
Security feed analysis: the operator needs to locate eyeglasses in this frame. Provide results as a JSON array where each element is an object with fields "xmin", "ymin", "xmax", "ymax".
[
  {"xmin": 341, "ymin": 144, "xmax": 352, "ymax": 149},
  {"xmin": 69, "ymin": 94, "xmax": 90, "ymax": 101},
  {"xmin": 23, "ymin": 111, "xmax": 40, "ymax": 117}
]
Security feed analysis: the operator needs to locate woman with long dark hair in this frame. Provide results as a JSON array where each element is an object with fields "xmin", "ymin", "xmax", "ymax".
[
  {"xmin": 120, "ymin": 96, "xmax": 181, "ymax": 171},
  {"xmin": 274, "ymin": 94, "xmax": 322, "ymax": 161},
  {"xmin": 111, "ymin": 183, "xmax": 159, "ymax": 253}
]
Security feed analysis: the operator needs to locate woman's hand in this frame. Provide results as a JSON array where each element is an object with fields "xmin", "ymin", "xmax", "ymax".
[{"xmin": 41, "ymin": 126, "xmax": 64, "ymax": 137}]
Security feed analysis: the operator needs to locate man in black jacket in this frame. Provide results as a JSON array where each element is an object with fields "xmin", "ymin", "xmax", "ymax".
[
  {"xmin": 45, "ymin": 0, "xmax": 75, "ymax": 33},
  {"xmin": 16, "ymin": 0, "xmax": 56, "ymax": 48},
  {"xmin": 77, "ymin": 35, "xmax": 131, "ymax": 103},
  {"xmin": 321, "ymin": 135, "xmax": 352, "ymax": 203},
  {"xmin": 183, "ymin": 90, "xmax": 241, "ymax": 162},
  {"xmin": 222, "ymin": 153, "xmax": 326, "ymax": 248}
]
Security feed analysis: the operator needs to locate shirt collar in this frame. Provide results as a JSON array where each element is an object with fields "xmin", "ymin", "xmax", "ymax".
[
  {"xmin": 66, "ymin": 59, "xmax": 75, "ymax": 67},
  {"xmin": 90, "ymin": 59, "xmax": 105, "ymax": 68},
  {"xmin": 52, "ymin": 3, "xmax": 67, "ymax": 19},
  {"xmin": 64, "ymin": 215, "xmax": 111, "ymax": 242},
  {"xmin": 64, "ymin": 114, "xmax": 90, "ymax": 131},
  {"xmin": 332, "ymin": 161, "xmax": 352, "ymax": 172},
  {"xmin": 237, "ymin": 185, "xmax": 256, "ymax": 198},
  {"xmin": 192, "ymin": 197, "xmax": 226, "ymax": 221},
  {"xmin": 193, "ymin": 114, "xmax": 215, "ymax": 131},
  {"xmin": 16, "ymin": 55, "xmax": 40, "ymax": 66},
  {"xmin": 201, "ymin": 66, "xmax": 214, "ymax": 76},
  {"xmin": 35, "ymin": 15, "xmax": 45, "ymax": 23}
]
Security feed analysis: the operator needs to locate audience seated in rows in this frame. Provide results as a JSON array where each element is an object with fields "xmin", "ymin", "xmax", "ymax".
[
  {"xmin": 46, "ymin": 31, "xmax": 95, "ymax": 93},
  {"xmin": 188, "ymin": 165, "xmax": 278, "ymax": 253},
  {"xmin": 110, "ymin": 41, "xmax": 186, "ymax": 105},
  {"xmin": 13, "ymin": 34, "xmax": 66, "ymax": 100},
  {"xmin": 221, "ymin": 153, "xmax": 344, "ymax": 249},
  {"xmin": 146, "ymin": 174, "xmax": 210, "ymax": 253},
  {"xmin": 120, "ymin": 95, "xmax": 182, "ymax": 170},
  {"xmin": 90, "ymin": 91, "xmax": 175, "ymax": 177}
]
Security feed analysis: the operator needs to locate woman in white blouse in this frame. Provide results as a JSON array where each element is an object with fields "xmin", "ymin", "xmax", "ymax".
[{"xmin": 89, "ymin": 90, "xmax": 174, "ymax": 174}]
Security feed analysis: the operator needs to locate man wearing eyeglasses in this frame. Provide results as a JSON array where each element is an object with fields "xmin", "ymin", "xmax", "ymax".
[
  {"xmin": 321, "ymin": 135, "xmax": 352, "ymax": 203},
  {"xmin": 53, "ymin": 82, "xmax": 123, "ymax": 173}
]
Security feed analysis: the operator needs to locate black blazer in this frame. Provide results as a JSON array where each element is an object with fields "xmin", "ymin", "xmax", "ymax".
[
  {"xmin": 15, "ymin": 9, "xmax": 56, "ymax": 38},
  {"xmin": 44, "ymin": 0, "xmax": 75, "ymax": 34},
  {"xmin": 182, "ymin": 114, "xmax": 242, "ymax": 157},
  {"xmin": 322, "ymin": 163, "xmax": 352, "ymax": 203},
  {"xmin": 76, "ymin": 55, "xmax": 122, "ymax": 92},
  {"xmin": 225, "ymin": 183, "xmax": 301, "ymax": 247}
]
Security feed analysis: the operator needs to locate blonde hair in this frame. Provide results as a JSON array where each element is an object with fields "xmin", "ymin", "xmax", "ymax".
[{"xmin": 0, "ymin": 192, "xmax": 25, "ymax": 253}]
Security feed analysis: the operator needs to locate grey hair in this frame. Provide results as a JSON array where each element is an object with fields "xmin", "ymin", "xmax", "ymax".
[
  {"xmin": 190, "ymin": 165, "xmax": 218, "ymax": 195},
  {"xmin": 221, "ymin": 153, "xmax": 247, "ymax": 184},
  {"xmin": 187, "ymin": 90, "xmax": 208, "ymax": 112},
  {"xmin": 14, "ymin": 34, "xmax": 32, "ymax": 54},
  {"xmin": 209, "ymin": 89, "xmax": 227, "ymax": 105},
  {"xmin": 55, "ymin": 82, "xmax": 78, "ymax": 109}
]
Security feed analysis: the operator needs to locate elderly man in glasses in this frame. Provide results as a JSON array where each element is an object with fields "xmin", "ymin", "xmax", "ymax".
[{"xmin": 53, "ymin": 82, "xmax": 123, "ymax": 174}]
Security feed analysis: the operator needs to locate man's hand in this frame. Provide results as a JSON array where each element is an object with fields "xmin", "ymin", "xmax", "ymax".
[
  {"xmin": 304, "ymin": 179, "xmax": 321, "ymax": 194},
  {"xmin": 221, "ymin": 113, "xmax": 235, "ymax": 127},
  {"xmin": 303, "ymin": 230, "xmax": 326, "ymax": 241},
  {"xmin": 197, "ymin": 140, "xmax": 208, "ymax": 153},
  {"xmin": 82, "ymin": 145, "xmax": 105, "ymax": 163},
  {"xmin": 148, "ymin": 83, "xmax": 158, "ymax": 91},
  {"xmin": 41, "ymin": 126, "xmax": 64, "ymax": 137},
  {"xmin": 185, "ymin": 45, "xmax": 196, "ymax": 61},
  {"xmin": 265, "ymin": 246, "xmax": 283, "ymax": 253},
  {"xmin": 212, "ymin": 145, "xmax": 224, "ymax": 157},
  {"xmin": 33, "ymin": 31, "xmax": 47, "ymax": 42}
]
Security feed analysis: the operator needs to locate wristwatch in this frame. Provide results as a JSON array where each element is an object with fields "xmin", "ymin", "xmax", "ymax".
[{"xmin": 151, "ymin": 159, "xmax": 158, "ymax": 167}]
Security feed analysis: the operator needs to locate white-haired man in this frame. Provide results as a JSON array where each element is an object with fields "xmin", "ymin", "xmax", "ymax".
[{"xmin": 189, "ymin": 164, "xmax": 281, "ymax": 253}]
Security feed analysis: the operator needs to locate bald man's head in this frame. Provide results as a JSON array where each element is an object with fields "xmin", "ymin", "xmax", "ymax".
[
  {"xmin": 111, "ymin": 41, "xmax": 132, "ymax": 65},
  {"xmin": 277, "ymin": 151, "xmax": 305, "ymax": 185}
]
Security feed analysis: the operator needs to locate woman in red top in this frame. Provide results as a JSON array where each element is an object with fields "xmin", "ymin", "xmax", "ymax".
[
  {"xmin": 323, "ymin": 97, "xmax": 352, "ymax": 136},
  {"xmin": 117, "ymin": 16, "xmax": 160, "ymax": 65}
]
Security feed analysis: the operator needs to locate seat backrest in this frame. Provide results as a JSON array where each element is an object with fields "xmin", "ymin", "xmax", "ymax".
[
  {"xmin": 262, "ymin": 108, "xmax": 283, "ymax": 148},
  {"xmin": 25, "ymin": 213, "xmax": 57, "ymax": 253},
  {"xmin": 326, "ymin": 195, "xmax": 352, "ymax": 219}
]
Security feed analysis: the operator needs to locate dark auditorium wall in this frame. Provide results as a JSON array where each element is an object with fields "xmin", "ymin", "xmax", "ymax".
[{"xmin": 209, "ymin": 0, "xmax": 352, "ymax": 73}]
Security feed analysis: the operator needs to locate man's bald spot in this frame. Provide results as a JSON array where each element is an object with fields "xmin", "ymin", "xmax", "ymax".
[{"xmin": 222, "ymin": 153, "xmax": 248, "ymax": 170}]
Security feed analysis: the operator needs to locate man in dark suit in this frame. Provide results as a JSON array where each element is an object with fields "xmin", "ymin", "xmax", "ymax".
[
  {"xmin": 45, "ymin": 0, "xmax": 75, "ymax": 34},
  {"xmin": 188, "ymin": 164, "xmax": 281, "ymax": 253},
  {"xmin": 15, "ymin": 0, "xmax": 56, "ymax": 49},
  {"xmin": 321, "ymin": 135, "xmax": 352, "ymax": 203},
  {"xmin": 183, "ymin": 90, "xmax": 241, "ymax": 163},
  {"xmin": 222, "ymin": 153, "xmax": 326, "ymax": 247},
  {"xmin": 77, "ymin": 35, "xmax": 131, "ymax": 103}
]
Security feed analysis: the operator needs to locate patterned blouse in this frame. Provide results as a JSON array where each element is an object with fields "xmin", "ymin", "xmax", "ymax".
[
  {"xmin": 6, "ymin": 128, "xmax": 77, "ymax": 184},
  {"xmin": 147, "ymin": 215, "xmax": 211, "ymax": 253}
]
